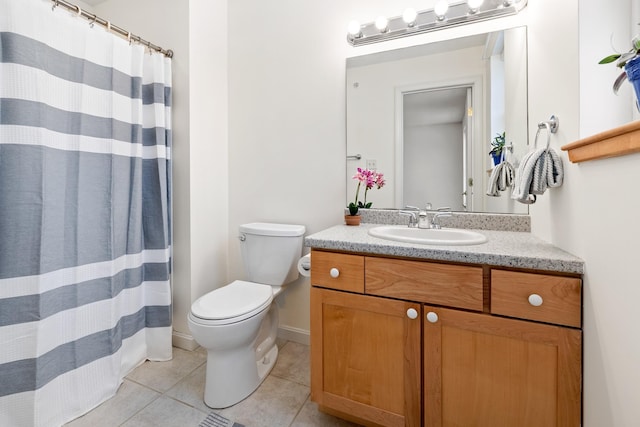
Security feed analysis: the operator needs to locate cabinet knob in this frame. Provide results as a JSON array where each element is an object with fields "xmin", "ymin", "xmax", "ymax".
[
  {"xmin": 406, "ymin": 308, "xmax": 418, "ymax": 319},
  {"xmin": 528, "ymin": 293, "xmax": 543, "ymax": 307},
  {"xmin": 329, "ymin": 268, "xmax": 340, "ymax": 278},
  {"xmin": 426, "ymin": 311, "xmax": 439, "ymax": 323}
]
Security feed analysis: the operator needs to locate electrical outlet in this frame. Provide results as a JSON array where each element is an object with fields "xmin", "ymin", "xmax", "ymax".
[{"xmin": 366, "ymin": 159, "xmax": 377, "ymax": 170}]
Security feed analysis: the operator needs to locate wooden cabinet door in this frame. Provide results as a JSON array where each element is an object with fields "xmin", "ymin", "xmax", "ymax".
[
  {"xmin": 423, "ymin": 306, "xmax": 582, "ymax": 427},
  {"xmin": 311, "ymin": 287, "xmax": 422, "ymax": 427}
]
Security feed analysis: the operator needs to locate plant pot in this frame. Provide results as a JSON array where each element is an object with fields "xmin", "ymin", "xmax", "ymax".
[
  {"xmin": 491, "ymin": 153, "xmax": 502, "ymax": 166},
  {"xmin": 625, "ymin": 56, "xmax": 640, "ymax": 110},
  {"xmin": 344, "ymin": 215, "xmax": 361, "ymax": 226}
]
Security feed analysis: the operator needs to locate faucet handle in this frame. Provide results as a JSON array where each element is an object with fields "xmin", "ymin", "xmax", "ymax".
[
  {"xmin": 399, "ymin": 210, "xmax": 418, "ymax": 227},
  {"xmin": 431, "ymin": 208, "xmax": 453, "ymax": 229}
]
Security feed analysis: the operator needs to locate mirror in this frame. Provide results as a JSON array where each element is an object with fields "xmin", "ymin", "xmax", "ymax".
[{"xmin": 346, "ymin": 26, "xmax": 528, "ymax": 214}]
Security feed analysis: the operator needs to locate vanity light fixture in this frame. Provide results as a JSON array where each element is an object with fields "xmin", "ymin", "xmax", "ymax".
[
  {"xmin": 346, "ymin": 0, "xmax": 527, "ymax": 46},
  {"xmin": 467, "ymin": 0, "xmax": 485, "ymax": 14},
  {"xmin": 375, "ymin": 16, "xmax": 389, "ymax": 33},
  {"xmin": 347, "ymin": 20, "xmax": 362, "ymax": 39},
  {"xmin": 402, "ymin": 8, "xmax": 418, "ymax": 27},
  {"xmin": 434, "ymin": 1, "xmax": 449, "ymax": 21}
]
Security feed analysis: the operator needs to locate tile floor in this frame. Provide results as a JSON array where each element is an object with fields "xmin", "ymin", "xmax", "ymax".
[{"xmin": 65, "ymin": 340, "xmax": 361, "ymax": 427}]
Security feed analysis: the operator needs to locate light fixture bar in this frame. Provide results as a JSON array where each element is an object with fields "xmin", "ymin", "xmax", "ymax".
[{"xmin": 347, "ymin": 0, "xmax": 527, "ymax": 46}]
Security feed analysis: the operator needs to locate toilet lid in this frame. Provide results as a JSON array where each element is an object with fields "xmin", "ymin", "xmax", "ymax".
[{"xmin": 191, "ymin": 280, "xmax": 274, "ymax": 321}]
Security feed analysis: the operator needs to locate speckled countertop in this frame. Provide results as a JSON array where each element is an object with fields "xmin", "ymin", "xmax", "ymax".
[{"xmin": 305, "ymin": 223, "xmax": 584, "ymax": 275}]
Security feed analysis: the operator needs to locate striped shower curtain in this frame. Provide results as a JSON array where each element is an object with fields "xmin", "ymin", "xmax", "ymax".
[{"xmin": 0, "ymin": 0, "xmax": 173, "ymax": 426}]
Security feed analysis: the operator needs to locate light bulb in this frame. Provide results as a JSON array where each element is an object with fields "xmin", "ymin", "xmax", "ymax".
[
  {"xmin": 434, "ymin": 0, "xmax": 449, "ymax": 21},
  {"xmin": 468, "ymin": 0, "xmax": 484, "ymax": 13},
  {"xmin": 402, "ymin": 8, "xmax": 417, "ymax": 26},
  {"xmin": 347, "ymin": 20, "xmax": 362, "ymax": 37},
  {"xmin": 374, "ymin": 16, "xmax": 389, "ymax": 32}
]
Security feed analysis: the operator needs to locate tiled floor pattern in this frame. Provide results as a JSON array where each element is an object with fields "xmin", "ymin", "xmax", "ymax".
[{"xmin": 65, "ymin": 340, "xmax": 361, "ymax": 427}]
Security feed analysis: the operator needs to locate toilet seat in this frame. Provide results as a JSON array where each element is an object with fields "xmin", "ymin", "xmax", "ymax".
[{"xmin": 190, "ymin": 280, "xmax": 274, "ymax": 325}]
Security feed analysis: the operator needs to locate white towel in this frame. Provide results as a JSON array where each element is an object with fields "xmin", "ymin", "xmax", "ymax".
[
  {"xmin": 486, "ymin": 160, "xmax": 515, "ymax": 197},
  {"xmin": 511, "ymin": 147, "xmax": 563, "ymax": 204}
]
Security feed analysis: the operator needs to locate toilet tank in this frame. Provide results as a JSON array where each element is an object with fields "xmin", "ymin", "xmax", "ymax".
[{"xmin": 239, "ymin": 223, "xmax": 306, "ymax": 286}]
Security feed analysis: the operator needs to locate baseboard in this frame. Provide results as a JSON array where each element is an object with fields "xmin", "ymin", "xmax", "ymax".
[
  {"xmin": 277, "ymin": 325, "xmax": 310, "ymax": 346},
  {"xmin": 172, "ymin": 330, "xmax": 199, "ymax": 351}
]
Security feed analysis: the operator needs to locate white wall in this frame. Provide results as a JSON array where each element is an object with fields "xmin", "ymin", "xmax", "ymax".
[
  {"xmin": 533, "ymin": 0, "xmax": 640, "ymax": 425},
  {"xmin": 186, "ymin": 0, "xmax": 229, "ymax": 338},
  {"xmin": 522, "ymin": 0, "xmax": 640, "ymax": 425},
  {"xmin": 226, "ymin": 0, "xmax": 349, "ymax": 335}
]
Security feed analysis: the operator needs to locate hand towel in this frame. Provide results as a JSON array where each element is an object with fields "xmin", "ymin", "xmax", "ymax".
[
  {"xmin": 512, "ymin": 147, "xmax": 563, "ymax": 204},
  {"xmin": 486, "ymin": 160, "xmax": 515, "ymax": 197}
]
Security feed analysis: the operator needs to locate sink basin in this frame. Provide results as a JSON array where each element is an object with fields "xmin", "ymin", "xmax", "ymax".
[{"xmin": 368, "ymin": 226, "xmax": 487, "ymax": 246}]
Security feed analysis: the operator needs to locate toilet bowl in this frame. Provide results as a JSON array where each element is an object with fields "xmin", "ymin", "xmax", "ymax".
[
  {"xmin": 188, "ymin": 280, "xmax": 278, "ymax": 408},
  {"xmin": 188, "ymin": 223, "xmax": 305, "ymax": 409}
]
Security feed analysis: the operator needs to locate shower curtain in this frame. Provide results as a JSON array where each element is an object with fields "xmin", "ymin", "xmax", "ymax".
[{"xmin": 0, "ymin": 1, "xmax": 173, "ymax": 426}]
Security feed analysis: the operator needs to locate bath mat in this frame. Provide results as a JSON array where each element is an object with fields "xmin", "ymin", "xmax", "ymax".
[{"xmin": 198, "ymin": 411, "xmax": 245, "ymax": 427}]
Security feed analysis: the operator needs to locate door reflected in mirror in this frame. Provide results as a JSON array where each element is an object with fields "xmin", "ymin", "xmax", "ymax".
[{"xmin": 346, "ymin": 26, "xmax": 528, "ymax": 214}]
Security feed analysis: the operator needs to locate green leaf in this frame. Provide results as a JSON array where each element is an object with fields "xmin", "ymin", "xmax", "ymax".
[
  {"xmin": 348, "ymin": 202, "xmax": 359, "ymax": 215},
  {"xmin": 599, "ymin": 54, "xmax": 621, "ymax": 64}
]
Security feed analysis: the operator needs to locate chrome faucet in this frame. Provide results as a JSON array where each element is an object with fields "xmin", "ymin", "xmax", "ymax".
[
  {"xmin": 399, "ymin": 206, "xmax": 419, "ymax": 228},
  {"xmin": 418, "ymin": 203, "xmax": 433, "ymax": 229}
]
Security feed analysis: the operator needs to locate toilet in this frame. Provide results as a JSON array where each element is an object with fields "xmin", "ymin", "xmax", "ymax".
[{"xmin": 187, "ymin": 222, "xmax": 306, "ymax": 409}]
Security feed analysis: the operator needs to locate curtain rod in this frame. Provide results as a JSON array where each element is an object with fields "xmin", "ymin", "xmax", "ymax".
[{"xmin": 51, "ymin": 0, "xmax": 174, "ymax": 58}]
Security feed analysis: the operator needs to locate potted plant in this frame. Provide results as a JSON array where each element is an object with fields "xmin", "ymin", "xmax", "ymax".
[
  {"xmin": 489, "ymin": 132, "xmax": 505, "ymax": 166},
  {"xmin": 346, "ymin": 167, "xmax": 385, "ymax": 226},
  {"xmin": 599, "ymin": 31, "xmax": 640, "ymax": 108}
]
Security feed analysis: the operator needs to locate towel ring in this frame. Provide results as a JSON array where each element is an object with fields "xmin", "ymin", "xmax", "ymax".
[
  {"xmin": 534, "ymin": 123, "xmax": 551, "ymax": 151},
  {"xmin": 538, "ymin": 115, "xmax": 559, "ymax": 134},
  {"xmin": 534, "ymin": 115, "xmax": 559, "ymax": 151}
]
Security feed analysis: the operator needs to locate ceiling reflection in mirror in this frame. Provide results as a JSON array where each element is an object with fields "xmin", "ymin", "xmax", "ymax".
[{"xmin": 346, "ymin": 26, "xmax": 529, "ymax": 214}]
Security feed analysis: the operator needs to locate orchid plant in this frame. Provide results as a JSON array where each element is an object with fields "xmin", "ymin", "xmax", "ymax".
[{"xmin": 348, "ymin": 167, "xmax": 386, "ymax": 215}]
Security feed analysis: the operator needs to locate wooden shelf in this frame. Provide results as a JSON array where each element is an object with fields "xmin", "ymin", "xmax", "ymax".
[{"xmin": 561, "ymin": 120, "xmax": 640, "ymax": 163}]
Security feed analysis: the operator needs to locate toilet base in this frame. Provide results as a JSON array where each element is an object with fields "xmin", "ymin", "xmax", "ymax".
[
  {"xmin": 203, "ymin": 339, "xmax": 278, "ymax": 409},
  {"xmin": 256, "ymin": 344, "xmax": 278, "ymax": 388}
]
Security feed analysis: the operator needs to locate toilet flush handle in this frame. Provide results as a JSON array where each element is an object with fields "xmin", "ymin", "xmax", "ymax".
[{"xmin": 238, "ymin": 234, "xmax": 246, "ymax": 241}]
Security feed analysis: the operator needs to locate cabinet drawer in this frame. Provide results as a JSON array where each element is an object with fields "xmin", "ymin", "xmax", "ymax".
[
  {"xmin": 365, "ymin": 257, "xmax": 484, "ymax": 311},
  {"xmin": 491, "ymin": 270, "xmax": 582, "ymax": 328},
  {"xmin": 311, "ymin": 250, "xmax": 364, "ymax": 293}
]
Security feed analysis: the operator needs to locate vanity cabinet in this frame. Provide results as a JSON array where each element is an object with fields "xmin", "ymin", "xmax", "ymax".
[
  {"xmin": 423, "ymin": 306, "xmax": 581, "ymax": 427},
  {"xmin": 311, "ymin": 287, "xmax": 421, "ymax": 427},
  {"xmin": 310, "ymin": 249, "xmax": 582, "ymax": 427}
]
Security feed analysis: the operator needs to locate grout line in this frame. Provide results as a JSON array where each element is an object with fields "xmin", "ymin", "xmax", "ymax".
[
  {"xmin": 287, "ymin": 392, "xmax": 312, "ymax": 427},
  {"xmin": 117, "ymin": 387, "xmax": 161, "ymax": 427}
]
